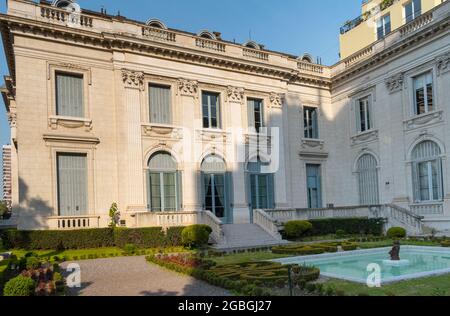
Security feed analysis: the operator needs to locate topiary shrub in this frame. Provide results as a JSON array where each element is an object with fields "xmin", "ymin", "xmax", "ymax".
[
  {"xmin": 387, "ymin": 227, "xmax": 406, "ymax": 239},
  {"xmin": 284, "ymin": 221, "xmax": 313, "ymax": 239},
  {"xmin": 3, "ymin": 275, "xmax": 36, "ymax": 296},
  {"xmin": 181, "ymin": 225, "xmax": 212, "ymax": 248},
  {"xmin": 441, "ymin": 240, "xmax": 450, "ymax": 247}
]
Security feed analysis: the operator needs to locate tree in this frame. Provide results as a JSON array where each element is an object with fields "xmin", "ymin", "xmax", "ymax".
[
  {"xmin": 108, "ymin": 202, "xmax": 120, "ymax": 228},
  {"xmin": 0, "ymin": 201, "xmax": 8, "ymax": 219}
]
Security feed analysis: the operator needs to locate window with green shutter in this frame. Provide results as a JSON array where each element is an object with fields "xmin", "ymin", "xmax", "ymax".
[
  {"xmin": 149, "ymin": 84, "xmax": 172, "ymax": 124},
  {"xmin": 56, "ymin": 72, "xmax": 84, "ymax": 117}
]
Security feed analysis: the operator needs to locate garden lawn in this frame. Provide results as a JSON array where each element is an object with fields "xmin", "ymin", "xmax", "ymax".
[
  {"xmin": 325, "ymin": 274, "xmax": 450, "ymax": 296},
  {"xmin": 7, "ymin": 246, "xmax": 190, "ymax": 261}
]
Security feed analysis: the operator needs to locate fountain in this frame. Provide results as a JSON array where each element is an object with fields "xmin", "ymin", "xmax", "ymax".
[{"xmin": 383, "ymin": 241, "xmax": 410, "ymax": 267}]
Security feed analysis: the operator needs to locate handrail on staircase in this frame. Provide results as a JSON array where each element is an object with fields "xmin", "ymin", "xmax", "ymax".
[{"xmin": 253, "ymin": 209, "xmax": 283, "ymax": 241}]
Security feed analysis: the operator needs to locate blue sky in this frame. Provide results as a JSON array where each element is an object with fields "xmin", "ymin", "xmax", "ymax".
[{"xmin": 0, "ymin": 0, "xmax": 361, "ymax": 186}]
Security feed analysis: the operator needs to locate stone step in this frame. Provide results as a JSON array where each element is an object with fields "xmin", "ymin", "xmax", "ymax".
[{"xmin": 213, "ymin": 224, "xmax": 288, "ymax": 252}]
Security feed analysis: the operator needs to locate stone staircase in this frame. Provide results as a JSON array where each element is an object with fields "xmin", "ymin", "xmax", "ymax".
[{"xmin": 213, "ymin": 224, "xmax": 288, "ymax": 252}]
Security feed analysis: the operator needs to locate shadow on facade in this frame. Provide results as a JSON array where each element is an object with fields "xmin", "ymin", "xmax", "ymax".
[{"xmin": 16, "ymin": 177, "xmax": 53, "ymax": 229}]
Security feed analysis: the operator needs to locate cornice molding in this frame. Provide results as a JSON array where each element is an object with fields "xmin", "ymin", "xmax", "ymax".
[{"xmin": 0, "ymin": 14, "xmax": 331, "ymax": 89}]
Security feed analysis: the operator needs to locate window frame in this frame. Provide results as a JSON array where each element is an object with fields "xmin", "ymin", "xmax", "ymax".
[
  {"xmin": 202, "ymin": 90, "xmax": 222, "ymax": 129},
  {"xmin": 55, "ymin": 71, "xmax": 85, "ymax": 118},
  {"xmin": 303, "ymin": 106, "xmax": 319, "ymax": 139},
  {"xmin": 376, "ymin": 14, "xmax": 391, "ymax": 40},
  {"xmin": 356, "ymin": 96, "xmax": 373, "ymax": 133},
  {"xmin": 48, "ymin": 64, "xmax": 91, "ymax": 122},
  {"xmin": 247, "ymin": 97, "xmax": 265, "ymax": 132},
  {"xmin": 148, "ymin": 83, "xmax": 173, "ymax": 125},
  {"xmin": 412, "ymin": 71, "xmax": 434, "ymax": 116},
  {"xmin": 404, "ymin": 0, "xmax": 422, "ymax": 24}
]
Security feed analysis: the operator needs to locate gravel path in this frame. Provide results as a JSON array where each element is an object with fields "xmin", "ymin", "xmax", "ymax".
[{"xmin": 60, "ymin": 256, "xmax": 230, "ymax": 296}]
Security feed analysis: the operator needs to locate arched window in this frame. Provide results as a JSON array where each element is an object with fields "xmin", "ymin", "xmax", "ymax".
[
  {"xmin": 146, "ymin": 19, "xmax": 167, "ymax": 29},
  {"xmin": 147, "ymin": 152, "xmax": 182, "ymax": 212},
  {"xmin": 197, "ymin": 31, "xmax": 216, "ymax": 40},
  {"xmin": 356, "ymin": 154, "xmax": 379, "ymax": 205},
  {"xmin": 411, "ymin": 141, "xmax": 443, "ymax": 202},
  {"xmin": 244, "ymin": 41, "xmax": 260, "ymax": 50},
  {"xmin": 201, "ymin": 155, "xmax": 232, "ymax": 223},
  {"xmin": 299, "ymin": 53, "xmax": 314, "ymax": 63},
  {"xmin": 246, "ymin": 158, "xmax": 275, "ymax": 216},
  {"xmin": 53, "ymin": 0, "xmax": 73, "ymax": 8}
]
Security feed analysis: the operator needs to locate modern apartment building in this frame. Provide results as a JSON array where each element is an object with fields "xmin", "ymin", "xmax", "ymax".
[
  {"xmin": 2, "ymin": 145, "xmax": 11, "ymax": 209},
  {"xmin": 340, "ymin": 0, "xmax": 446, "ymax": 59},
  {"xmin": 0, "ymin": 0, "xmax": 449, "ymax": 241}
]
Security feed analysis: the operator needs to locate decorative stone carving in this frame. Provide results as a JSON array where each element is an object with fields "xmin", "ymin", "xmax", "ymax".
[
  {"xmin": 385, "ymin": 73, "xmax": 404, "ymax": 93},
  {"xmin": 48, "ymin": 116, "xmax": 93, "ymax": 132},
  {"xmin": 178, "ymin": 78, "xmax": 198, "ymax": 97},
  {"xmin": 122, "ymin": 69, "xmax": 144, "ymax": 89},
  {"xmin": 301, "ymin": 138, "xmax": 324, "ymax": 150},
  {"xmin": 7, "ymin": 110, "xmax": 17, "ymax": 128},
  {"xmin": 436, "ymin": 52, "xmax": 450, "ymax": 76},
  {"xmin": 226, "ymin": 86, "xmax": 244, "ymax": 103},
  {"xmin": 269, "ymin": 93, "xmax": 282, "ymax": 108},
  {"xmin": 404, "ymin": 110, "xmax": 444, "ymax": 131},
  {"xmin": 142, "ymin": 124, "xmax": 183, "ymax": 139},
  {"xmin": 351, "ymin": 130, "xmax": 379, "ymax": 145}
]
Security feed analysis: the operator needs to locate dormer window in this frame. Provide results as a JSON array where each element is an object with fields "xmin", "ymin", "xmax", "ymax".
[
  {"xmin": 197, "ymin": 31, "xmax": 216, "ymax": 40},
  {"xmin": 244, "ymin": 41, "xmax": 261, "ymax": 50},
  {"xmin": 53, "ymin": 0, "xmax": 73, "ymax": 8},
  {"xmin": 146, "ymin": 19, "xmax": 168, "ymax": 29}
]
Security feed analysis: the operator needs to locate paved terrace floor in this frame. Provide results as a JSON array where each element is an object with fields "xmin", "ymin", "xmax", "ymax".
[{"xmin": 60, "ymin": 256, "xmax": 230, "ymax": 296}]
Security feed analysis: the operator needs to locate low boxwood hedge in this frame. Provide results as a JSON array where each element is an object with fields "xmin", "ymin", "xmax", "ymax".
[
  {"xmin": 307, "ymin": 218, "xmax": 384, "ymax": 236},
  {"xmin": 272, "ymin": 241, "xmax": 359, "ymax": 255},
  {"xmin": 0, "ymin": 226, "xmax": 187, "ymax": 250}
]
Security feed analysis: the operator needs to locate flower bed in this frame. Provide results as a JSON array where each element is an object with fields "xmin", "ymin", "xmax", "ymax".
[{"xmin": 1, "ymin": 253, "xmax": 66, "ymax": 296}]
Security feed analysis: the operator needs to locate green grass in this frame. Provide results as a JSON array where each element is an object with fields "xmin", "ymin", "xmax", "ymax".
[
  {"xmin": 325, "ymin": 274, "xmax": 450, "ymax": 296},
  {"xmin": 6, "ymin": 246, "xmax": 190, "ymax": 261}
]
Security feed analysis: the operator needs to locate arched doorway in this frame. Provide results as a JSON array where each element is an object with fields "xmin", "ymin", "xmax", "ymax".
[
  {"xmin": 201, "ymin": 155, "xmax": 233, "ymax": 223},
  {"xmin": 246, "ymin": 158, "xmax": 275, "ymax": 221},
  {"xmin": 147, "ymin": 152, "xmax": 182, "ymax": 212},
  {"xmin": 356, "ymin": 154, "xmax": 379, "ymax": 205}
]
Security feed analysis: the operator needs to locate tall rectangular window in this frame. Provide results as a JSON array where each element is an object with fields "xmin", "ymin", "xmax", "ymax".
[
  {"xmin": 405, "ymin": 0, "xmax": 422, "ymax": 24},
  {"xmin": 149, "ymin": 84, "xmax": 171, "ymax": 124},
  {"xmin": 247, "ymin": 98, "xmax": 264, "ymax": 132},
  {"xmin": 357, "ymin": 96, "xmax": 372, "ymax": 132},
  {"xmin": 56, "ymin": 72, "xmax": 84, "ymax": 117},
  {"xmin": 414, "ymin": 72, "xmax": 434, "ymax": 115},
  {"xmin": 57, "ymin": 153, "xmax": 88, "ymax": 216},
  {"xmin": 303, "ymin": 107, "xmax": 319, "ymax": 139},
  {"xmin": 202, "ymin": 92, "xmax": 221, "ymax": 129},
  {"xmin": 377, "ymin": 14, "xmax": 391, "ymax": 40}
]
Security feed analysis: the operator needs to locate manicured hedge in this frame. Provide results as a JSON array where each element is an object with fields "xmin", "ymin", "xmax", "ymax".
[
  {"xmin": 113, "ymin": 228, "xmax": 166, "ymax": 248},
  {"xmin": 386, "ymin": 227, "xmax": 406, "ymax": 239},
  {"xmin": 0, "ymin": 227, "xmax": 186, "ymax": 250},
  {"xmin": 307, "ymin": 218, "xmax": 384, "ymax": 236}
]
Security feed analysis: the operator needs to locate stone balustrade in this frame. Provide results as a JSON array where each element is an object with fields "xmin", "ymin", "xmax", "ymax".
[
  {"xmin": 399, "ymin": 11, "xmax": 434, "ymax": 37},
  {"xmin": 253, "ymin": 209, "xmax": 283, "ymax": 240},
  {"xmin": 48, "ymin": 215, "xmax": 100, "ymax": 230},
  {"xmin": 410, "ymin": 203, "xmax": 444, "ymax": 216},
  {"xmin": 297, "ymin": 61, "xmax": 324, "ymax": 74},
  {"xmin": 40, "ymin": 7, "xmax": 93, "ymax": 28},
  {"xmin": 243, "ymin": 48, "xmax": 269, "ymax": 61},
  {"xmin": 142, "ymin": 26, "xmax": 176, "ymax": 42},
  {"xmin": 195, "ymin": 38, "xmax": 226, "ymax": 52}
]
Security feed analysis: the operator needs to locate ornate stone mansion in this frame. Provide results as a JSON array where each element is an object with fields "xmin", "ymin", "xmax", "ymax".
[{"xmin": 0, "ymin": 0, "xmax": 449, "ymax": 244}]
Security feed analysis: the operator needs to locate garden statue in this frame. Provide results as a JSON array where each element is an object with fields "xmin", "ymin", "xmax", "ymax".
[{"xmin": 389, "ymin": 240, "xmax": 401, "ymax": 261}]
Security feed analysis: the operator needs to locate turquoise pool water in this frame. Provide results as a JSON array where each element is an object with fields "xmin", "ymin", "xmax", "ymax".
[{"xmin": 272, "ymin": 246, "xmax": 450, "ymax": 284}]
